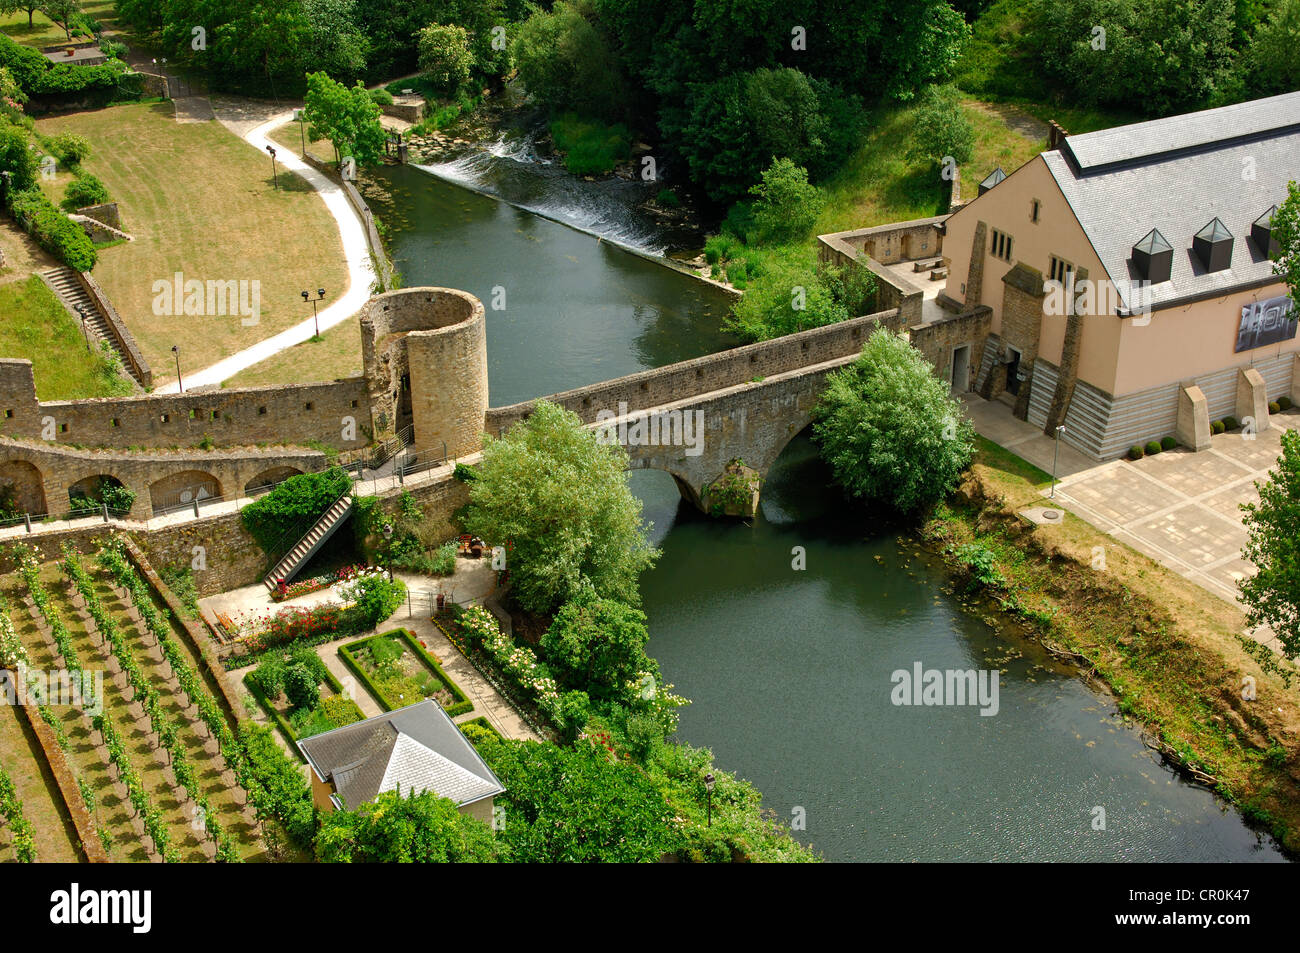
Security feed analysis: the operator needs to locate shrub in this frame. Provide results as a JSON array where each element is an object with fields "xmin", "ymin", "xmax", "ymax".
[
  {"xmin": 1211, "ymin": 420, "xmax": 1226, "ymax": 435},
  {"xmin": 428, "ymin": 541, "xmax": 456, "ymax": 576},
  {"xmin": 748, "ymin": 157, "xmax": 824, "ymax": 243},
  {"xmin": 907, "ymin": 84, "xmax": 975, "ymax": 165},
  {"xmin": 368, "ymin": 87, "xmax": 394, "ymax": 106},
  {"xmin": 61, "ymin": 172, "xmax": 109, "ymax": 211},
  {"xmin": 318, "ymin": 693, "xmax": 363, "ymax": 728},
  {"xmin": 248, "ymin": 656, "xmax": 286, "ymax": 699},
  {"xmin": 954, "ymin": 542, "xmax": 1004, "ymax": 591},
  {"xmin": 1160, "ymin": 435, "xmax": 1177, "ymax": 451},
  {"xmin": 1223, "ymin": 416, "xmax": 1240, "ymax": 431},
  {"xmin": 340, "ymin": 572, "xmax": 405, "ymax": 629},
  {"xmin": 1280, "ymin": 396, "xmax": 1294, "ymax": 411},
  {"xmin": 237, "ymin": 721, "xmax": 315, "ymax": 847},
  {"xmin": 549, "ymin": 113, "xmax": 631, "ymax": 175},
  {"xmin": 812, "ymin": 328, "xmax": 975, "ymax": 513},
  {"xmin": 1128, "ymin": 445, "xmax": 1144, "ymax": 460},
  {"xmin": 1269, "ymin": 401, "xmax": 1281, "ymax": 414},
  {"xmin": 656, "ymin": 188, "xmax": 679, "ymax": 208},
  {"xmin": 452, "ymin": 462, "xmax": 478, "ymax": 483},
  {"xmin": 703, "ymin": 233, "xmax": 735, "ymax": 266},
  {"xmin": 1145, "ymin": 441, "xmax": 1162, "ymax": 456},
  {"xmin": 283, "ymin": 661, "xmax": 321, "ymax": 710},
  {"xmin": 241, "ymin": 467, "xmax": 352, "ymax": 555},
  {"xmin": 49, "ymin": 133, "xmax": 91, "ymax": 166}
]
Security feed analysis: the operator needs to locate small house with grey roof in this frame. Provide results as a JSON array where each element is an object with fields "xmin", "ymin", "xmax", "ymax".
[
  {"xmin": 819, "ymin": 91, "xmax": 1300, "ymax": 459},
  {"xmin": 297, "ymin": 700, "xmax": 505, "ymax": 824}
]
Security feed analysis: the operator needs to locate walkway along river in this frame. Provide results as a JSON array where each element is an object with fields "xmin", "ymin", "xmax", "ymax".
[{"xmin": 368, "ymin": 156, "xmax": 1285, "ymax": 863}]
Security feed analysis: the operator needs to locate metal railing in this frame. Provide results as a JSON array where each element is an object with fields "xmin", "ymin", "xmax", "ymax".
[{"xmin": 262, "ymin": 485, "xmax": 354, "ymax": 575}]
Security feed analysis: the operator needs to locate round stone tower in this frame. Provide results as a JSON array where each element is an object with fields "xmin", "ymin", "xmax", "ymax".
[{"xmin": 359, "ymin": 287, "xmax": 488, "ymax": 460}]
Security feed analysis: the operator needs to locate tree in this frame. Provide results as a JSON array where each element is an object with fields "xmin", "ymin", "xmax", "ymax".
[
  {"xmin": 303, "ymin": 0, "xmax": 369, "ymax": 82},
  {"xmin": 813, "ymin": 328, "xmax": 975, "ymax": 513},
  {"xmin": 316, "ymin": 789, "xmax": 504, "ymax": 862},
  {"xmin": 463, "ymin": 399, "xmax": 659, "ymax": 615},
  {"xmin": 302, "ymin": 71, "xmax": 386, "ymax": 166},
  {"xmin": 907, "ymin": 84, "xmax": 975, "ymax": 166},
  {"xmin": 1245, "ymin": 0, "xmax": 1300, "ymax": 98},
  {"xmin": 478, "ymin": 735, "xmax": 681, "ymax": 862},
  {"xmin": 417, "ymin": 23, "xmax": 474, "ymax": 97},
  {"xmin": 38, "ymin": 0, "xmax": 81, "ymax": 41},
  {"xmin": 725, "ymin": 258, "xmax": 850, "ymax": 342},
  {"xmin": 0, "ymin": 1, "xmax": 43, "ymax": 29},
  {"xmin": 540, "ymin": 593, "xmax": 656, "ymax": 702},
  {"xmin": 0, "ymin": 120, "xmax": 40, "ymax": 195},
  {"xmin": 512, "ymin": 0, "xmax": 629, "ymax": 123},
  {"xmin": 1240, "ymin": 430, "xmax": 1300, "ymax": 657},
  {"xmin": 748, "ymin": 157, "xmax": 824, "ymax": 243},
  {"xmin": 1274, "ymin": 182, "xmax": 1300, "ymax": 304}
]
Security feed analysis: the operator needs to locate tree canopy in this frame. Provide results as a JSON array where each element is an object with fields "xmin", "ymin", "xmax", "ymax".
[
  {"xmin": 315, "ymin": 789, "xmax": 504, "ymax": 862},
  {"xmin": 1239, "ymin": 429, "xmax": 1300, "ymax": 657}
]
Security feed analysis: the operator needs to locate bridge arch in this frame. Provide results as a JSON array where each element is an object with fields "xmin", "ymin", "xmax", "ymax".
[
  {"xmin": 149, "ymin": 469, "xmax": 223, "ymax": 514},
  {"xmin": 68, "ymin": 474, "xmax": 132, "ymax": 513}
]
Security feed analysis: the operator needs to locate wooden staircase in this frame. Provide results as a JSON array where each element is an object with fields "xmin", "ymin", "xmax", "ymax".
[
  {"xmin": 262, "ymin": 492, "xmax": 355, "ymax": 592},
  {"xmin": 41, "ymin": 266, "xmax": 142, "ymax": 385}
]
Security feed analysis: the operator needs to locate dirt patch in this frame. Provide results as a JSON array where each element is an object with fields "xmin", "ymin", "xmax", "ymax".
[{"xmin": 964, "ymin": 100, "xmax": 1050, "ymax": 144}]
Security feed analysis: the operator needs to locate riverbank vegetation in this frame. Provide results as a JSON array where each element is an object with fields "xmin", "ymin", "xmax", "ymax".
[{"xmin": 925, "ymin": 444, "xmax": 1300, "ymax": 853}]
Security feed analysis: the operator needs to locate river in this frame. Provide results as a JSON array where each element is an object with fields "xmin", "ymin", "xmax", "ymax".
[{"xmin": 368, "ymin": 151, "xmax": 1285, "ymax": 863}]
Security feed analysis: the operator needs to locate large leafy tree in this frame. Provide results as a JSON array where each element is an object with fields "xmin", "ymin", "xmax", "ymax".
[
  {"xmin": 0, "ymin": 119, "xmax": 39, "ymax": 195},
  {"xmin": 813, "ymin": 328, "xmax": 975, "ymax": 513},
  {"xmin": 1274, "ymin": 182, "xmax": 1300, "ymax": 307},
  {"xmin": 315, "ymin": 790, "xmax": 504, "ymax": 862},
  {"xmin": 478, "ymin": 735, "xmax": 681, "ymax": 862},
  {"xmin": 303, "ymin": 0, "xmax": 370, "ymax": 83},
  {"xmin": 417, "ymin": 23, "xmax": 474, "ymax": 97},
  {"xmin": 1244, "ymin": 0, "xmax": 1300, "ymax": 96},
  {"xmin": 38, "ymin": 0, "xmax": 81, "ymax": 41},
  {"xmin": 540, "ymin": 593, "xmax": 657, "ymax": 703},
  {"xmin": 464, "ymin": 399, "xmax": 659, "ymax": 615},
  {"xmin": 1239, "ymin": 430, "xmax": 1300, "ymax": 657},
  {"xmin": 511, "ymin": 0, "xmax": 629, "ymax": 123},
  {"xmin": 302, "ymin": 71, "xmax": 387, "ymax": 166}
]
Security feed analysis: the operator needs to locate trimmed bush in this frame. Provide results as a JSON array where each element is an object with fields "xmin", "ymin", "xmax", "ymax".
[
  {"xmin": 1212, "ymin": 420, "xmax": 1226, "ymax": 435},
  {"xmin": 1279, "ymin": 396, "xmax": 1293, "ymax": 411},
  {"xmin": 1145, "ymin": 441, "xmax": 1162, "ymax": 456},
  {"xmin": 1160, "ymin": 435, "xmax": 1177, "ymax": 451},
  {"xmin": 61, "ymin": 172, "xmax": 109, "ymax": 211},
  {"xmin": 369, "ymin": 88, "xmax": 394, "ymax": 106},
  {"xmin": 1128, "ymin": 445, "xmax": 1144, "ymax": 460},
  {"xmin": 1223, "ymin": 416, "xmax": 1240, "ymax": 431},
  {"xmin": 8, "ymin": 188, "xmax": 96, "ymax": 271},
  {"xmin": 1269, "ymin": 401, "xmax": 1281, "ymax": 414}
]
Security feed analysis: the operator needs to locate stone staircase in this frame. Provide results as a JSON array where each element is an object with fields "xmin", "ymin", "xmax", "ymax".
[
  {"xmin": 263, "ymin": 491, "xmax": 355, "ymax": 592},
  {"xmin": 40, "ymin": 265, "xmax": 143, "ymax": 385}
]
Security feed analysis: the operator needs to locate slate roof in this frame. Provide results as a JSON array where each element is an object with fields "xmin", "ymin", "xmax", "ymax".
[
  {"xmin": 1041, "ymin": 91, "xmax": 1300, "ymax": 312},
  {"xmin": 298, "ymin": 700, "xmax": 504, "ymax": 811}
]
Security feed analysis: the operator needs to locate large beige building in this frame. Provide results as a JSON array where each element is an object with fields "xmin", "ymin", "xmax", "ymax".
[{"xmin": 823, "ymin": 91, "xmax": 1300, "ymax": 460}]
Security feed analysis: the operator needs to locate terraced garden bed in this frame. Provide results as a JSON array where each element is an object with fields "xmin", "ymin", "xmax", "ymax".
[{"xmin": 340, "ymin": 628, "xmax": 472, "ymax": 716}]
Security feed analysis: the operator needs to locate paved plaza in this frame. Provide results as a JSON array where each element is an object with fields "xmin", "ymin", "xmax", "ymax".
[{"xmin": 963, "ymin": 396, "xmax": 1298, "ymax": 652}]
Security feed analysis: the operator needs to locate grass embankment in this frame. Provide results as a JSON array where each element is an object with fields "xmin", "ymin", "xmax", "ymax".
[
  {"xmin": 33, "ymin": 103, "xmax": 350, "ymax": 387},
  {"xmin": 926, "ymin": 443, "xmax": 1300, "ymax": 853},
  {"xmin": 268, "ymin": 118, "xmax": 336, "ymax": 160},
  {"xmin": 0, "ymin": 275, "xmax": 132, "ymax": 399},
  {"xmin": 224, "ymin": 317, "xmax": 362, "ymax": 388},
  {"xmin": 0, "ymin": 703, "xmax": 79, "ymax": 861}
]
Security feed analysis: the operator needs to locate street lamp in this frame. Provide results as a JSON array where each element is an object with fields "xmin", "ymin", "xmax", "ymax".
[
  {"xmin": 295, "ymin": 108, "xmax": 307, "ymax": 156},
  {"xmin": 266, "ymin": 144, "xmax": 279, "ymax": 191},
  {"xmin": 172, "ymin": 345, "xmax": 183, "ymax": 393},
  {"xmin": 704, "ymin": 772, "xmax": 715, "ymax": 828},
  {"xmin": 302, "ymin": 287, "xmax": 325, "ymax": 339},
  {"xmin": 1051, "ymin": 424, "xmax": 1066, "ymax": 499},
  {"xmin": 74, "ymin": 303, "xmax": 90, "ymax": 350}
]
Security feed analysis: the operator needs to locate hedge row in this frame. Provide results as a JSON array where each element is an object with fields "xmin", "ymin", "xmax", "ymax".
[
  {"xmin": 9, "ymin": 188, "xmax": 96, "ymax": 271},
  {"xmin": 243, "ymin": 660, "xmax": 353, "ymax": 750},
  {"xmin": 339, "ymin": 628, "xmax": 473, "ymax": 718}
]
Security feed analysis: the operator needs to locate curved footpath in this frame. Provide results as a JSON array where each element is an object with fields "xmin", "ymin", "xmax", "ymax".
[{"xmin": 155, "ymin": 111, "xmax": 376, "ymax": 393}]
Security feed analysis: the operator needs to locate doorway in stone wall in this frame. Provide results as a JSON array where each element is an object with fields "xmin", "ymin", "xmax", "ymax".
[
  {"xmin": 951, "ymin": 345, "xmax": 970, "ymax": 394},
  {"xmin": 1005, "ymin": 347, "xmax": 1022, "ymax": 396}
]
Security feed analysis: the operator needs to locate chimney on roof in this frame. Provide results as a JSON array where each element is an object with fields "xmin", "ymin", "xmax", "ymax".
[
  {"xmin": 1193, "ymin": 217, "xmax": 1233, "ymax": 273},
  {"xmin": 1132, "ymin": 228, "xmax": 1173, "ymax": 283},
  {"xmin": 1251, "ymin": 205, "xmax": 1280, "ymax": 259},
  {"xmin": 978, "ymin": 167, "xmax": 1006, "ymax": 196}
]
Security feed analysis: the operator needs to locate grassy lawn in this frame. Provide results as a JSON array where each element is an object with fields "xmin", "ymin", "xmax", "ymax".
[
  {"xmin": 34, "ymin": 103, "xmax": 350, "ymax": 387},
  {"xmin": 0, "ymin": 275, "xmax": 132, "ymax": 399},
  {"xmin": 973, "ymin": 435, "xmax": 1052, "ymax": 488},
  {"xmin": 0, "ymin": 0, "xmax": 116, "ymax": 48},
  {"xmin": 224, "ymin": 315, "xmax": 362, "ymax": 388},
  {"xmin": 268, "ymin": 118, "xmax": 336, "ymax": 160}
]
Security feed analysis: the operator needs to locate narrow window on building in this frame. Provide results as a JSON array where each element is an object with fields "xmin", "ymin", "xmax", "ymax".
[
  {"xmin": 350, "ymin": 399, "xmax": 359, "ymax": 409},
  {"xmin": 4, "ymin": 409, "xmax": 13, "ymax": 419},
  {"xmin": 991, "ymin": 228, "xmax": 1014, "ymax": 262},
  {"xmin": 59, "ymin": 423, "xmax": 68, "ymax": 434},
  {"xmin": 304, "ymin": 402, "xmax": 315, "ymax": 411},
  {"xmin": 210, "ymin": 410, "xmax": 219, "ymax": 421},
  {"xmin": 110, "ymin": 418, "xmax": 120, "ymax": 428},
  {"xmin": 160, "ymin": 413, "xmax": 169, "ymax": 424},
  {"xmin": 1030, "ymin": 199, "xmax": 1041, "ymax": 224},
  {"xmin": 257, "ymin": 406, "xmax": 267, "ymax": 416},
  {"xmin": 1049, "ymin": 256, "xmax": 1074, "ymax": 283}
]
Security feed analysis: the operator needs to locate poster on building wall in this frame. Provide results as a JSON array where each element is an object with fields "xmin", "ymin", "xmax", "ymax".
[{"xmin": 1235, "ymin": 294, "xmax": 1298, "ymax": 353}]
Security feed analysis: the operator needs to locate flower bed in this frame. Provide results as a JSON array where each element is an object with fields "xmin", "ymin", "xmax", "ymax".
[
  {"xmin": 339, "ymin": 628, "xmax": 472, "ymax": 717},
  {"xmin": 270, "ymin": 563, "xmax": 373, "ymax": 602},
  {"xmin": 243, "ymin": 660, "xmax": 364, "ymax": 746}
]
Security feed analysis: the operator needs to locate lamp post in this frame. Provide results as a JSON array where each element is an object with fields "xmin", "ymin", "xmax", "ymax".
[
  {"xmin": 302, "ymin": 287, "xmax": 325, "ymax": 339},
  {"xmin": 1051, "ymin": 424, "xmax": 1065, "ymax": 499},
  {"xmin": 74, "ymin": 303, "xmax": 90, "ymax": 350},
  {"xmin": 704, "ymin": 772, "xmax": 715, "ymax": 828},
  {"xmin": 295, "ymin": 108, "xmax": 307, "ymax": 156},
  {"xmin": 266, "ymin": 144, "xmax": 279, "ymax": 191},
  {"xmin": 172, "ymin": 345, "xmax": 183, "ymax": 393}
]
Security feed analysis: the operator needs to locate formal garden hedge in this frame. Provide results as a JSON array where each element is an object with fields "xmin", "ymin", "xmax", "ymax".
[
  {"xmin": 340, "ymin": 628, "xmax": 472, "ymax": 717},
  {"xmin": 243, "ymin": 650, "xmax": 364, "ymax": 747}
]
